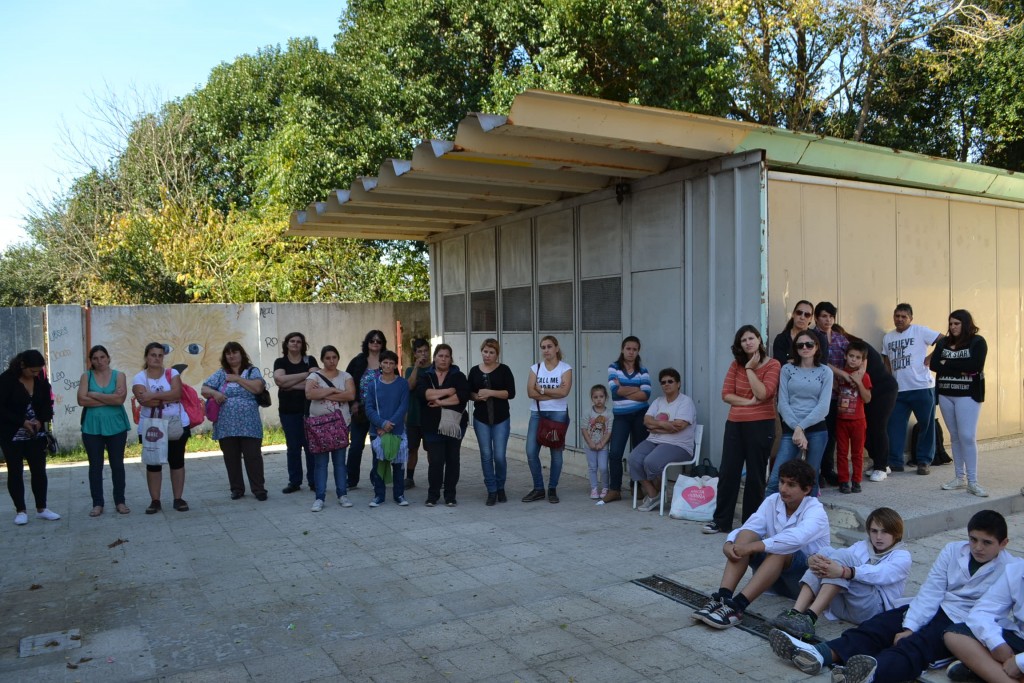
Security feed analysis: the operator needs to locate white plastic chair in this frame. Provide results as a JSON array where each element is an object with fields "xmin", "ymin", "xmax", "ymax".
[{"xmin": 630, "ymin": 424, "xmax": 703, "ymax": 516}]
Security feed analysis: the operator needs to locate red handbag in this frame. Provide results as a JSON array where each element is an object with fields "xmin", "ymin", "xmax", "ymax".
[{"xmin": 535, "ymin": 399, "xmax": 569, "ymax": 448}]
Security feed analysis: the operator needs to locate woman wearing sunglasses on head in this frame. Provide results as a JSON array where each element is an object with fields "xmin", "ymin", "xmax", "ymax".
[{"xmin": 345, "ymin": 330, "xmax": 387, "ymax": 489}]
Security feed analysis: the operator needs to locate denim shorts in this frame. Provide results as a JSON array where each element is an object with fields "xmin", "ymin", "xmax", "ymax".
[
  {"xmin": 749, "ymin": 549, "xmax": 809, "ymax": 600},
  {"xmin": 945, "ymin": 622, "xmax": 1024, "ymax": 654}
]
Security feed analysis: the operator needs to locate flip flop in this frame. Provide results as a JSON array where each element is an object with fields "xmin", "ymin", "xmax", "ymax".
[{"xmin": 89, "ymin": 506, "xmax": 103, "ymax": 517}]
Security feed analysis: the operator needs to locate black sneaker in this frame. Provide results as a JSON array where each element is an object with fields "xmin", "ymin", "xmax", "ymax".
[
  {"xmin": 917, "ymin": 463, "xmax": 931, "ymax": 475},
  {"xmin": 496, "ymin": 489, "xmax": 507, "ymax": 503},
  {"xmin": 547, "ymin": 488, "xmax": 559, "ymax": 504},
  {"xmin": 425, "ymin": 498, "xmax": 438, "ymax": 507},
  {"xmin": 851, "ymin": 482, "xmax": 862, "ymax": 493},
  {"xmin": 521, "ymin": 489, "xmax": 546, "ymax": 502},
  {"xmin": 700, "ymin": 602, "xmax": 742, "ymax": 629},
  {"xmin": 445, "ymin": 499, "xmax": 457, "ymax": 507},
  {"xmin": 172, "ymin": 498, "xmax": 189, "ymax": 512},
  {"xmin": 946, "ymin": 660, "xmax": 982, "ymax": 682},
  {"xmin": 255, "ymin": 492, "xmax": 268, "ymax": 501},
  {"xmin": 230, "ymin": 491, "xmax": 244, "ymax": 500},
  {"xmin": 282, "ymin": 483, "xmax": 301, "ymax": 494},
  {"xmin": 145, "ymin": 500, "xmax": 162, "ymax": 515},
  {"xmin": 692, "ymin": 597, "xmax": 722, "ymax": 621},
  {"xmin": 838, "ymin": 482, "xmax": 851, "ymax": 494},
  {"xmin": 486, "ymin": 492, "xmax": 497, "ymax": 506}
]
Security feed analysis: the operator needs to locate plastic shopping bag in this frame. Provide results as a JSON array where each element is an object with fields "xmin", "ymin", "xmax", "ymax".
[{"xmin": 140, "ymin": 415, "xmax": 170, "ymax": 466}]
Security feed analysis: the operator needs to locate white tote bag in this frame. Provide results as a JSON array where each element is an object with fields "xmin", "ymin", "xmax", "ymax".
[
  {"xmin": 140, "ymin": 413, "xmax": 170, "ymax": 466},
  {"xmin": 669, "ymin": 474, "xmax": 718, "ymax": 522}
]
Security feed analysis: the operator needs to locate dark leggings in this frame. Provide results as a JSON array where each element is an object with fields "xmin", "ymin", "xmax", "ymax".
[
  {"xmin": 143, "ymin": 427, "xmax": 190, "ymax": 472},
  {"xmin": 3, "ymin": 438, "xmax": 48, "ymax": 511},
  {"xmin": 83, "ymin": 431, "xmax": 128, "ymax": 507},
  {"xmin": 425, "ymin": 436, "xmax": 462, "ymax": 502},
  {"xmin": 865, "ymin": 389, "xmax": 897, "ymax": 471},
  {"xmin": 712, "ymin": 419, "xmax": 775, "ymax": 531}
]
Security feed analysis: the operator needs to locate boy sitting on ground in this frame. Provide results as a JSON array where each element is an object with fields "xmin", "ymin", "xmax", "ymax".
[
  {"xmin": 769, "ymin": 509, "xmax": 1014, "ymax": 683},
  {"xmin": 943, "ymin": 555, "xmax": 1024, "ymax": 682},
  {"xmin": 772, "ymin": 506, "xmax": 911, "ymax": 639},
  {"xmin": 693, "ymin": 459, "xmax": 830, "ymax": 629}
]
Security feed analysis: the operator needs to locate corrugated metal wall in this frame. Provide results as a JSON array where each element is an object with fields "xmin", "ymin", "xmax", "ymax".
[
  {"xmin": 767, "ymin": 172, "xmax": 1024, "ymax": 441},
  {"xmin": 432, "ymin": 151, "xmax": 768, "ymax": 467}
]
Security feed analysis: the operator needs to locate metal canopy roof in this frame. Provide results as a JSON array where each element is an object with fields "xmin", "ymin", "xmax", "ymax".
[{"xmin": 289, "ymin": 90, "xmax": 1024, "ymax": 241}]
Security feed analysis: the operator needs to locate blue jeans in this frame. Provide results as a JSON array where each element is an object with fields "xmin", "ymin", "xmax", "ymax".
[
  {"xmin": 526, "ymin": 411, "xmax": 568, "ymax": 490},
  {"xmin": 608, "ymin": 409, "xmax": 649, "ymax": 491},
  {"xmin": 887, "ymin": 388, "xmax": 936, "ymax": 467},
  {"xmin": 370, "ymin": 456, "xmax": 406, "ymax": 502},
  {"xmin": 281, "ymin": 413, "xmax": 314, "ymax": 487},
  {"xmin": 83, "ymin": 431, "xmax": 128, "ymax": 507},
  {"xmin": 346, "ymin": 418, "xmax": 371, "ymax": 487},
  {"xmin": 766, "ymin": 428, "xmax": 828, "ymax": 497},
  {"xmin": 312, "ymin": 449, "xmax": 347, "ymax": 501},
  {"xmin": 474, "ymin": 418, "xmax": 510, "ymax": 493}
]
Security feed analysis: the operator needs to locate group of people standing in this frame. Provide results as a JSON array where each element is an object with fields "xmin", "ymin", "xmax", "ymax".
[{"xmin": 704, "ymin": 299, "xmax": 990, "ymax": 539}]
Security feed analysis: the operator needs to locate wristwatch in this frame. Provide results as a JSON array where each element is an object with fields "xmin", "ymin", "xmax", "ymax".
[{"xmin": 540, "ymin": 387, "xmax": 546, "ymax": 395}]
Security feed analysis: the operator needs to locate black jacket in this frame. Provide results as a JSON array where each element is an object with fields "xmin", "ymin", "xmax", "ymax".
[{"xmin": 0, "ymin": 369, "xmax": 54, "ymax": 445}]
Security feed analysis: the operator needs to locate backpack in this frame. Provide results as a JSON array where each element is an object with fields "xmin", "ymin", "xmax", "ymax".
[
  {"xmin": 908, "ymin": 419, "xmax": 952, "ymax": 466},
  {"xmin": 131, "ymin": 369, "xmax": 205, "ymax": 426}
]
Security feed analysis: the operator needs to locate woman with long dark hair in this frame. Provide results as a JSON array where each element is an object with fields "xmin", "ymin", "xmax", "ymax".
[
  {"xmin": 767, "ymin": 330, "xmax": 833, "ymax": 497},
  {"xmin": 930, "ymin": 309, "xmax": 988, "ymax": 497},
  {"xmin": 78, "ymin": 345, "xmax": 132, "ymax": 516},
  {"xmin": 345, "ymin": 330, "xmax": 387, "ymax": 489},
  {"xmin": 133, "ymin": 342, "xmax": 191, "ymax": 514},
  {"xmin": 0, "ymin": 350, "xmax": 59, "ymax": 525},
  {"xmin": 202, "ymin": 342, "xmax": 268, "ymax": 501},
  {"xmin": 274, "ymin": 332, "xmax": 318, "ymax": 494},
  {"xmin": 772, "ymin": 300, "xmax": 827, "ymax": 365},
  {"xmin": 704, "ymin": 326, "xmax": 781, "ymax": 534},
  {"xmin": 603, "ymin": 336, "xmax": 650, "ymax": 503}
]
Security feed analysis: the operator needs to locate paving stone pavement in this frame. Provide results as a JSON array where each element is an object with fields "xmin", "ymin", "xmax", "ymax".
[{"xmin": 0, "ymin": 444, "xmax": 1022, "ymax": 682}]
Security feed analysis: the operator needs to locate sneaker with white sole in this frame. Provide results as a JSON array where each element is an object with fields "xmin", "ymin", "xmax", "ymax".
[
  {"xmin": 396, "ymin": 496, "xmax": 409, "ymax": 506},
  {"xmin": 945, "ymin": 660, "xmax": 981, "ymax": 682},
  {"xmin": 692, "ymin": 597, "xmax": 722, "ymax": 621},
  {"xmin": 338, "ymin": 495, "xmax": 353, "ymax": 507},
  {"xmin": 771, "ymin": 609, "xmax": 816, "ymax": 639},
  {"xmin": 369, "ymin": 497, "xmax": 384, "ymax": 507},
  {"xmin": 702, "ymin": 521, "xmax": 723, "ymax": 534},
  {"xmin": 590, "ymin": 487, "xmax": 600, "ymax": 500},
  {"xmin": 311, "ymin": 499, "xmax": 324, "ymax": 512},
  {"xmin": 768, "ymin": 628, "xmax": 823, "ymax": 674},
  {"xmin": 36, "ymin": 508, "xmax": 60, "ymax": 521},
  {"xmin": 941, "ymin": 477, "xmax": 967, "ymax": 490},
  {"xmin": 700, "ymin": 602, "xmax": 742, "ymax": 629},
  {"xmin": 868, "ymin": 468, "xmax": 889, "ymax": 482},
  {"xmin": 968, "ymin": 482, "xmax": 989, "ymax": 498},
  {"xmin": 637, "ymin": 495, "xmax": 659, "ymax": 512},
  {"xmin": 14, "ymin": 512, "xmax": 28, "ymax": 525},
  {"xmin": 841, "ymin": 654, "xmax": 877, "ymax": 683}
]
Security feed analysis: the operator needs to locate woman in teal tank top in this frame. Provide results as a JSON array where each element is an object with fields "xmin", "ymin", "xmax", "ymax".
[{"xmin": 77, "ymin": 345, "xmax": 132, "ymax": 516}]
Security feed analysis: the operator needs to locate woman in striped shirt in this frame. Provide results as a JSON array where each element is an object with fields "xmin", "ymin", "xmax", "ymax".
[
  {"xmin": 704, "ymin": 325, "xmax": 781, "ymax": 534},
  {"xmin": 603, "ymin": 336, "xmax": 652, "ymax": 503}
]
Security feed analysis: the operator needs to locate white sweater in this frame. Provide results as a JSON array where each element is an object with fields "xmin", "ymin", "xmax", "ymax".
[
  {"xmin": 965, "ymin": 558, "xmax": 1024, "ymax": 669},
  {"xmin": 726, "ymin": 493, "xmax": 830, "ymax": 556},
  {"xmin": 825, "ymin": 539, "xmax": 913, "ymax": 611}
]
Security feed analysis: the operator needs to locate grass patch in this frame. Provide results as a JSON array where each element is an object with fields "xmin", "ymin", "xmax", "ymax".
[{"xmin": 48, "ymin": 427, "xmax": 288, "ymax": 465}]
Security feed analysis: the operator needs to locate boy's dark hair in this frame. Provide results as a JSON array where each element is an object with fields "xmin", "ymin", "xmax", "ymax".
[
  {"xmin": 814, "ymin": 301, "xmax": 837, "ymax": 318},
  {"xmin": 411, "ymin": 337, "xmax": 430, "ymax": 351},
  {"xmin": 778, "ymin": 459, "xmax": 815, "ymax": 491},
  {"xmin": 894, "ymin": 302, "xmax": 914, "ymax": 316},
  {"xmin": 866, "ymin": 507, "xmax": 904, "ymax": 545},
  {"xmin": 847, "ymin": 340, "xmax": 869, "ymax": 357},
  {"xmin": 968, "ymin": 509, "xmax": 1008, "ymax": 542},
  {"xmin": 379, "ymin": 350, "xmax": 399, "ymax": 364},
  {"xmin": 590, "ymin": 384, "xmax": 608, "ymax": 398}
]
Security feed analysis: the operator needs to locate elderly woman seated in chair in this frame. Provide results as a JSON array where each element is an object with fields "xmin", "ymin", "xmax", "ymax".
[{"xmin": 627, "ymin": 368, "xmax": 697, "ymax": 512}]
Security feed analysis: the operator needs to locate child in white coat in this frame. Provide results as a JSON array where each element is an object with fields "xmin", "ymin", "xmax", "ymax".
[{"xmin": 771, "ymin": 507, "xmax": 911, "ymax": 639}]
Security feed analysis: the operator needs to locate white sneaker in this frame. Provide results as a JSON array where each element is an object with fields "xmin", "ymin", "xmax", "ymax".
[
  {"xmin": 637, "ymin": 496, "xmax": 659, "ymax": 512},
  {"xmin": 869, "ymin": 469, "xmax": 888, "ymax": 482},
  {"xmin": 941, "ymin": 477, "xmax": 967, "ymax": 490},
  {"xmin": 36, "ymin": 509, "xmax": 60, "ymax": 521},
  {"xmin": 14, "ymin": 512, "xmax": 28, "ymax": 525},
  {"xmin": 338, "ymin": 495, "xmax": 353, "ymax": 507},
  {"xmin": 968, "ymin": 482, "xmax": 989, "ymax": 497},
  {"xmin": 396, "ymin": 496, "xmax": 409, "ymax": 506},
  {"xmin": 311, "ymin": 499, "xmax": 324, "ymax": 512}
]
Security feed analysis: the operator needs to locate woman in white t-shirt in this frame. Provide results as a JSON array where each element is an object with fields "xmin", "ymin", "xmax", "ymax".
[
  {"xmin": 132, "ymin": 342, "xmax": 191, "ymax": 514},
  {"xmin": 628, "ymin": 368, "xmax": 697, "ymax": 512},
  {"xmin": 522, "ymin": 335, "xmax": 573, "ymax": 504}
]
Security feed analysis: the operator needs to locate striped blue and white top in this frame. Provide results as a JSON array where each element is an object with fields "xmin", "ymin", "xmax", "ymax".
[{"xmin": 607, "ymin": 363, "xmax": 651, "ymax": 415}]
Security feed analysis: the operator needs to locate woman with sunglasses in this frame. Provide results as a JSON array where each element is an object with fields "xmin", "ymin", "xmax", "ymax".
[
  {"xmin": 772, "ymin": 300, "xmax": 827, "ymax": 365},
  {"xmin": 766, "ymin": 330, "xmax": 833, "ymax": 497},
  {"xmin": 345, "ymin": 330, "xmax": 387, "ymax": 489},
  {"xmin": 627, "ymin": 368, "xmax": 697, "ymax": 512}
]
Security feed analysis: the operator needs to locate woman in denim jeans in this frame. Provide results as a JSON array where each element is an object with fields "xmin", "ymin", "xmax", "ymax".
[
  {"xmin": 766, "ymin": 330, "xmax": 833, "ymax": 498},
  {"xmin": 469, "ymin": 338, "xmax": 516, "ymax": 506},
  {"xmin": 522, "ymin": 336, "xmax": 573, "ymax": 504},
  {"xmin": 78, "ymin": 345, "xmax": 132, "ymax": 516}
]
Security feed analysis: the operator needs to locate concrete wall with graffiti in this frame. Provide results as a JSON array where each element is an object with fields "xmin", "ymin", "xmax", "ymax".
[{"xmin": 43, "ymin": 301, "xmax": 430, "ymax": 448}]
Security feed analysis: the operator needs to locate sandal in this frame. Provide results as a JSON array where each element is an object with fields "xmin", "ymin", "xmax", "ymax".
[
  {"xmin": 89, "ymin": 506, "xmax": 103, "ymax": 517},
  {"xmin": 172, "ymin": 498, "xmax": 189, "ymax": 512},
  {"xmin": 115, "ymin": 503, "xmax": 130, "ymax": 515}
]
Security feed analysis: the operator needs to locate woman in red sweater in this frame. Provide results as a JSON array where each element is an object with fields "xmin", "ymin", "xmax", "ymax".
[{"xmin": 703, "ymin": 325, "xmax": 781, "ymax": 534}]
